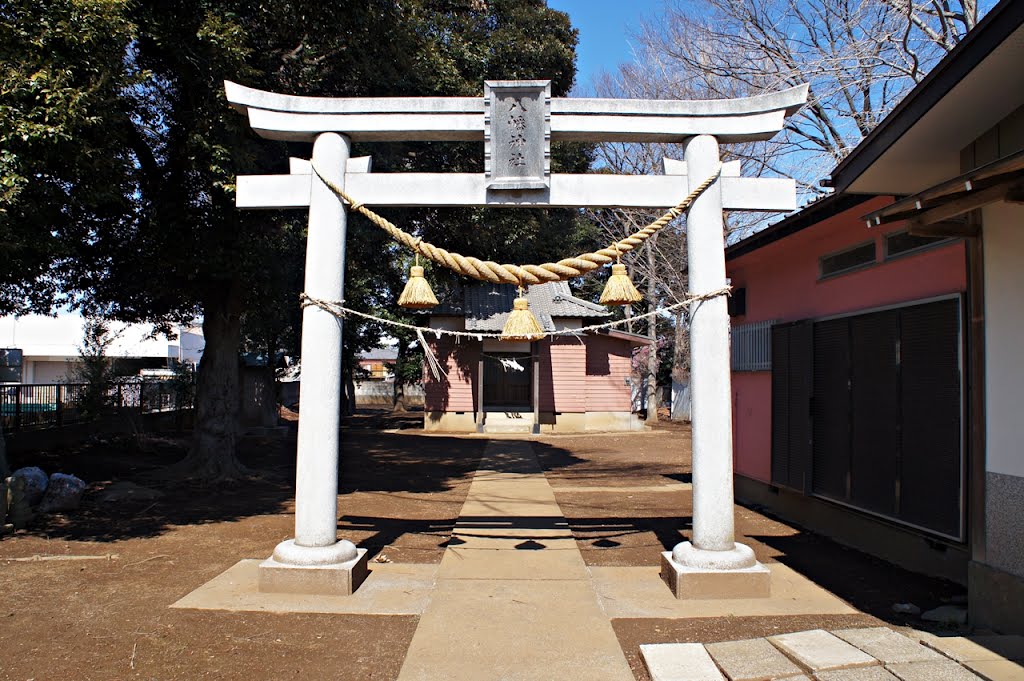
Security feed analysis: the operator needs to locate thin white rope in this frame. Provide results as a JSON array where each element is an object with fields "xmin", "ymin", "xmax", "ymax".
[{"xmin": 299, "ymin": 287, "xmax": 731, "ymax": 342}]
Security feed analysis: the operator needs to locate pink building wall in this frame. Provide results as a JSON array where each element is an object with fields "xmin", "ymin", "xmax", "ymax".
[
  {"xmin": 425, "ymin": 335, "xmax": 634, "ymax": 414},
  {"xmin": 727, "ymin": 196, "xmax": 967, "ymax": 483},
  {"xmin": 585, "ymin": 335, "xmax": 633, "ymax": 412},
  {"xmin": 423, "ymin": 337, "xmax": 478, "ymax": 412},
  {"xmin": 539, "ymin": 337, "xmax": 587, "ymax": 413}
]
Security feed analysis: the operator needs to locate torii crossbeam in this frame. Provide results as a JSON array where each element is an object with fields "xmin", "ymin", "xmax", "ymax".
[{"xmin": 226, "ymin": 79, "xmax": 808, "ymax": 598}]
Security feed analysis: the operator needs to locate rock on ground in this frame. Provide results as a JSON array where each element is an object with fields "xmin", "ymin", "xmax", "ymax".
[
  {"xmin": 11, "ymin": 466, "xmax": 49, "ymax": 505},
  {"xmin": 38, "ymin": 473, "xmax": 86, "ymax": 513}
]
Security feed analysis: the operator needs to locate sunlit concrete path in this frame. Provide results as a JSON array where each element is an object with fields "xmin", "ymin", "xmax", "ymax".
[{"xmin": 395, "ymin": 439, "xmax": 635, "ymax": 681}]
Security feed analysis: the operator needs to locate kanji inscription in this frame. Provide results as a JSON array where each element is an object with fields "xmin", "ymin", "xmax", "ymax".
[{"xmin": 484, "ymin": 80, "xmax": 551, "ymax": 190}]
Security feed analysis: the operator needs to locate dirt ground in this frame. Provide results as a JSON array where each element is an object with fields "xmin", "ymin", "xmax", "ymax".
[{"xmin": 0, "ymin": 412, "xmax": 965, "ymax": 681}]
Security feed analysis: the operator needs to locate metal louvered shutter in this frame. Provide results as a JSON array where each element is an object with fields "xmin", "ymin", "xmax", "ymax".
[
  {"xmin": 771, "ymin": 322, "xmax": 813, "ymax": 491},
  {"xmin": 849, "ymin": 310, "xmax": 900, "ymax": 516},
  {"xmin": 812, "ymin": 318, "xmax": 851, "ymax": 501},
  {"xmin": 898, "ymin": 298, "xmax": 962, "ymax": 538},
  {"xmin": 771, "ymin": 325, "xmax": 791, "ymax": 487}
]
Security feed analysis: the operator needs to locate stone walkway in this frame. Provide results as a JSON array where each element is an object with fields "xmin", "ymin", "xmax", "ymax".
[
  {"xmin": 172, "ymin": 437, "xmax": 1024, "ymax": 681},
  {"xmin": 641, "ymin": 627, "xmax": 1024, "ymax": 681},
  {"xmin": 395, "ymin": 439, "xmax": 635, "ymax": 680}
]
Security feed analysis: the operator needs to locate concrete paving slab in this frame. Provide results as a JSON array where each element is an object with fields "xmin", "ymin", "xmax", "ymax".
[
  {"xmin": 886, "ymin": 660, "xmax": 984, "ymax": 681},
  {"xmin": 918, "ymin": 634, "xmax": 1024, "ymax": 662},
  {"xmin": 833, "ymin": 627, "xmax": 944, "ymax": 663},
  {"xmin": 816, "ymin": 668, "xmax": 900, "ymax": 680},
  {"xmin": 704, "ymin": 637, "xmax": 803, "ymax": 680},
  {"xmin": 396, "ymin": 577, "xmax": 633, "ymax": 680},
  {"xmin": 437, "ymin": 541, "xmax": 590, "ymax": 580},
  {"xmin": 170, "ymin": 559, "xmax": 437, "ymax": 615},
  {"xmin": 395, "ymin": 440, "xmax": 634, "ymax": 680},
  {"xmin": 590, "ymin": 563, "xmax": 857, "ymax": 619},
  {"xmin": 963, "ymin": 660, "xmax": 1024, "ymax": 681},
  {"xmin": 768, "ymin": 630, "xmax": 877, "ymax": 672},
  {"xmin": 640, "ymin": 643, "xmax": 725, "ymax": 681}
]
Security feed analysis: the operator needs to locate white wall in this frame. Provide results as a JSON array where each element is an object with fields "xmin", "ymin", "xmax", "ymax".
[
  {"xmin": 0, "ymin": 314, "xmax": 204, "ymax": 375},
  {"xmin": 983, "ymin": 201, "xmax": 1024, "ymax": 477}
]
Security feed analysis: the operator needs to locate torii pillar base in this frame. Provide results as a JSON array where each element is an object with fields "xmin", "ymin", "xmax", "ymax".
[
  {"xmin": 258, "ymin": 544, "xmax": 369, "ymax": 596},
  {"xmin": 660, "ymin": 544, "xmax": 770, "ymax": 600}
]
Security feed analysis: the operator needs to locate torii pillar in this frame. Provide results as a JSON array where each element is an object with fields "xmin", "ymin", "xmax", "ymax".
[
  {"xmin": 658, "ymin": 134, "xmax": 771, "ymax": 598},
  {"xmin": 225, "ymin": 79, "xmax": 807, "ymax": 597}
]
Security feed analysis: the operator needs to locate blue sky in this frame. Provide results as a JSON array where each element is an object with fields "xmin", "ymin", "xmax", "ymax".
[{"xmin": 547, "ymin": 0, "xmax": 666, "ymax": 92}]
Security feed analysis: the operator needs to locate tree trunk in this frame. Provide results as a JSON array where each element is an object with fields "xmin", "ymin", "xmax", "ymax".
[
  {"xmin": 345, "ymin": 371, "xmax": 356, "ymax": 416},
  {"xmin": 392, "ymin": 337, "xmax": 408, "ymax": 412},
  {"xmin": 164, "ymin": 284, "xmax": 248, "ymax": 480},
  {"xmin": 645, "ymin": 242, "xmax": 659, "ymax": 422},
  {"xmin": 672, "ymin": 309, "xmax": 692, "ymax": 422}
]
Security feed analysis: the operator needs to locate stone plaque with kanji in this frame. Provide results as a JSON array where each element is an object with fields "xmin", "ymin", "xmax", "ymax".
[{"xmin": 484, "ymin": 80, "xmax": 551, "ymax": 190}]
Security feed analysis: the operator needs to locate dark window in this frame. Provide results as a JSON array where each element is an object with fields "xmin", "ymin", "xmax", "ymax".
[
  {"xmin": 884, "ymin": 230, "xmax": 951, "ymax": 259},
  {"xmin": 819, "ymin": 242, "xmax": 876, "ymax": 278},
  {"xmin": 728, "ymin": 287, "xmax": 747, "ymax": 317},
  {"xmin": 0, "ymin": 348, "xmax": 22, "ymax": 383}
]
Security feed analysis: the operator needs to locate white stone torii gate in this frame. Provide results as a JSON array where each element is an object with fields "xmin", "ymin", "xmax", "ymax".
[{"xmin": 225, "ymin": 79, "xmax": 808, "ymax": 598}]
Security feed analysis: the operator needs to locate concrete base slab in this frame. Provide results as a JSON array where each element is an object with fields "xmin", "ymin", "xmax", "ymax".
[
  {"xmin": 661, "ymin": 551, "xmax": 771, "ymax": 599},
  {"xmin": 705, "ymin": 637, "xmax": 804, "ymax": 680},
  {"xmin": 640, "ymin": 643, "xmax": 725, "ymax": 681},
  {"xmin": 885, "ymin": 660, "xmax": 985, "ymax": 681},
  {"xmin": 258, "ymin": 548, "xmax": 369, "ymax": 595},
  {"xmin": 171, "ymin": 559, "xmax": 436, "ymax": 614},
  {"xmin": 768, "ymin": 629, "xmax": 877, "ymax": 672},
  {"xmin": 592, "ymin": 563, "xmax": 857, "ymax": 619}
]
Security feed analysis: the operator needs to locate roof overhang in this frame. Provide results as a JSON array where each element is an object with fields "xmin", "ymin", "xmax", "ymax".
[
  {"xmin": 861, "ymin": 148, "xmax": 1024, "ymax": 233},
  {"xmin": 594, "ymin": 328, "xmax": 655, "ymax": 345},
  {"xmin": 829, "ymin": 0, "xmax": 1024, "ymax": 196}
]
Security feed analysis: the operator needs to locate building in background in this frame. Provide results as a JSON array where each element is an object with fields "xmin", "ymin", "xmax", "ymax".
[
  {"xmin": 423, "ymin": 281, "xmax": 650, "ymax": 433},
  {"xmin": 0, "ymin": 314, "xmax": 204, "ymax": 384}
]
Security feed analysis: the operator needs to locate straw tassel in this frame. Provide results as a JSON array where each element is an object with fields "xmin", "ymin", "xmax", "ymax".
[
  {"xmin": 600, "ymin": 263, "xmax": 643, "ymax": 305},
  {"xmin": 398, "ymin": 264, "xmax": 438, "ymax": 309},
  {"xmin": 501, "ymin": 291, "xmax": 545, "ymax": 342}
]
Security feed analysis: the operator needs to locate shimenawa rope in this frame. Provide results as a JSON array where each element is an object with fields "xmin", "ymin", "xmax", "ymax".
[{"xmin": 310, "ymin": 163, "xmax": 722, "ymax": 286}]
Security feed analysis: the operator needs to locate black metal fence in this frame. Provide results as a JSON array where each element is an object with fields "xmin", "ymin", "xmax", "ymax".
[{"xmin": 0, "ymin": 379, "xmax": 194, "ymax": 432}]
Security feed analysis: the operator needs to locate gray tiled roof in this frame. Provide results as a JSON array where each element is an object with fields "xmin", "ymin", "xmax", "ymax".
[{"xmin": 431, "ymin": 281, "xmax": 609, "ymax": 332}]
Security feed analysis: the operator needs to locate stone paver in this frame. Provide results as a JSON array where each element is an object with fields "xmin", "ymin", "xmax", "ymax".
[
  {"xmin": 640, "ymin": 643, "xmax": 725, "ymax": 681},
  {"xmin": 816, "ymin": 668, "xmax": 899, "ymax": 680},
  {"xmin": 395, "ymin": 441, "xmax": 634, "ymax": 681},
  {"xmin": 768, "ymin": 630, "xmax": 877, "ymax": 672},
  {"xmin": 705, "ymin": 637, "xmax": 804, "ymax": 681},
  {"xmin": 886, "ymin": 660, "xmax": 984, "ymax": 681},
  {"xmin": 918, "ymin": 634, "xmax": 1024, "ymax": 663},
  {"xmin": 963, "ymin": 660, "xmax": 1024, "ymax": 681},
  {"xmin": 833, "ymin": 627, "xmax": 944, "ymax": 664}
]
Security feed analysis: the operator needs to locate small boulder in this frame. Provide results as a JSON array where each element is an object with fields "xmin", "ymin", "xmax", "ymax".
[
  {"xmin": 38, "ymin": 473, "xmax": 87, "ymax": 513},
  {"xmin": 11, "ymin": 467, "xmax": 48, "ymax": 506},
  {"xmin": 892, "ymin": 602, "xmax": 922, "ymax": 616},
  {"xmin": 922, "ymin": 604, "xmax": 968, "ymax": 625}
]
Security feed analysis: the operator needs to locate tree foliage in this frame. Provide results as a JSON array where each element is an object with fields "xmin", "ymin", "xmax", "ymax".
[
  {"xmin": 1, "ymin": 0, "xmax": 590, "ymax": 478},
  {"xmin": 623, "ymin": 0, "xmax": 985, "ymax": 195}
]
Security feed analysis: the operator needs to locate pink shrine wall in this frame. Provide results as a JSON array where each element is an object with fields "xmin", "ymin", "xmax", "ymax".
[
  {"xmin": 424, "ymin": 334, "xmax": 633, "ymax": 414},
  {"xmin": 727, "ymin": 196, "xmax": 968, "ymax": 483}
]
